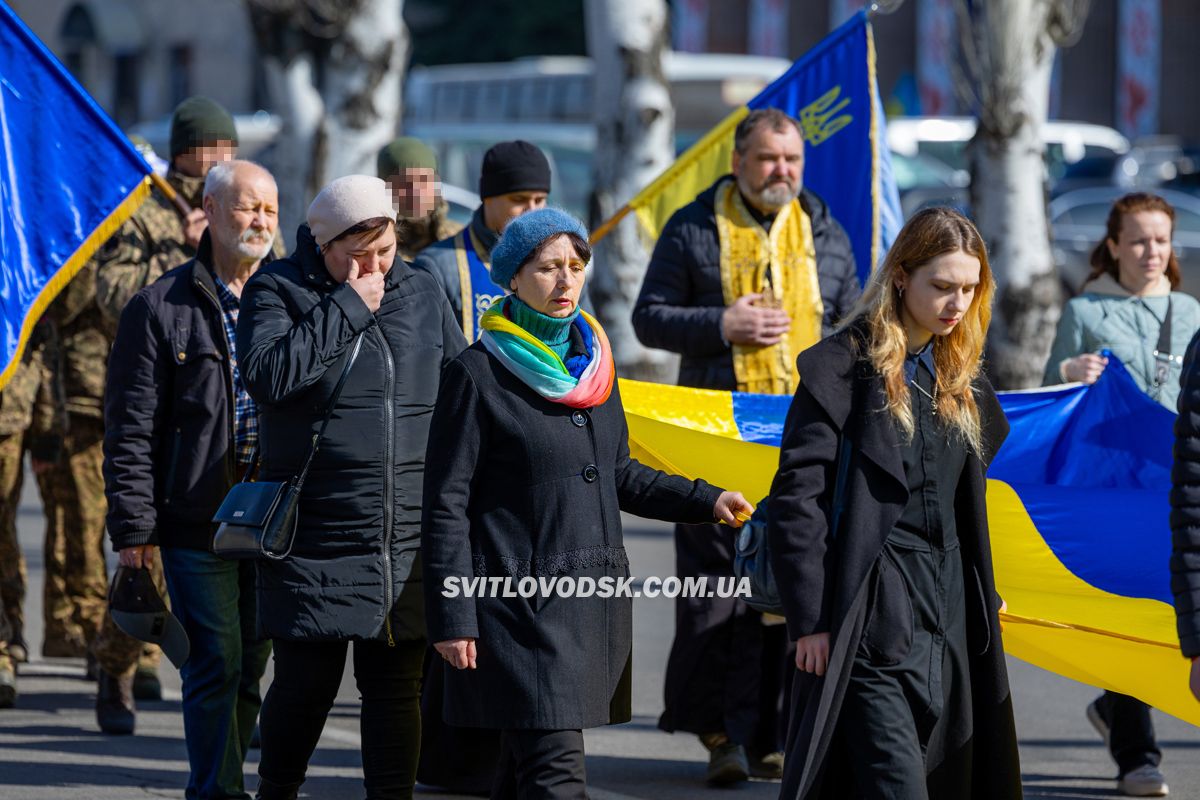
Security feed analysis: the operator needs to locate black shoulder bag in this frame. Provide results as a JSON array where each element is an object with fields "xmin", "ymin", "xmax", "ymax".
[
  {"xmin": 211, "ymin": 333, "xmax": 364, "ymax": 561},
  {"xmin": 734, "ymin": 432, "xmax": 853, "ymax": 616},
  {"xmin": 1152, "ymin": 297, "xmax": 1176, "ymax": 391}
]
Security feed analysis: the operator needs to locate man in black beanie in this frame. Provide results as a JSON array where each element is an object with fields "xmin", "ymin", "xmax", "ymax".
[{"xmin": 412, "ymin": 140, "xmax": 556, "ymax": 340}]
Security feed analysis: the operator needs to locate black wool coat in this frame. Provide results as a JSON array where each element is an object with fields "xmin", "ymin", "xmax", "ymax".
[
  {"xmin": 631, "ymin": 177, "xmax": 860, "ymax": 390},
  {"xmin": 421, "ymin": 342, "xmax": 723, "ymax": 730},
  {"xmin": 1171, "ymin": 328, "xmax": 1200, "ymax": 657},
  {"xmin": 237, "ymin": 224, "xmax": 466, "ymax": 642},
  {"xmin": 767, "ymin": 325, "xmax": 1022, "ymax": 800}
]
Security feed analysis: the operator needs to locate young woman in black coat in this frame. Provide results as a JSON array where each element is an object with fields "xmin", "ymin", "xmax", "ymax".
[
  {"xmin": 421, "ymin": 207, "xmax": 753, "ymax": 799},
  {"xmin": 237, "ymin": 176, "xmax": 466, "ymax": 800},
  {"xmin": 768, "ymin": 207, "xmax": 1022, "ymax": 799}
]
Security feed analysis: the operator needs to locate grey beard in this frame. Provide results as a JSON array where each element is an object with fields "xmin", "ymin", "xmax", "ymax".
[
  {"xmin": 755, "ymin": 182, "xmax": 799, "ymax": 211},
  {"xmin": 234, "ymin": 231, "xmax": 275, "ymax": 260}
]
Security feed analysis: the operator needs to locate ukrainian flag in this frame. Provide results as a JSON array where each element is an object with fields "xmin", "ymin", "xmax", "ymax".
[
  {"xmin": 0, "ymin": 1, "xmax": 152, "ymax": 391},
  {"xmin": 621, "ymin": 357, "xmax": 1199, "ymax": 726},
  {"xmin": 596, "ymin": 10, "xmax": 903, "ymax": 283}
]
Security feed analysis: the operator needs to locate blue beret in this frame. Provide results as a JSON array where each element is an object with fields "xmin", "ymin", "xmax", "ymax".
[{"xmin": 490, "ymin": 208, "xmax": 590, "ymax": 289}]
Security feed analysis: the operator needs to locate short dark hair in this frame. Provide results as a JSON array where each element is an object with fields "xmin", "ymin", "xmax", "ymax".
[
  {"xmin": 518, "ymin": 232, "xmax": 592, "ymax": 272},
  {"xmin": 328, "ymin": 216, "xmax": 393, "ymax": 248},
  {"xmin": 734, "ymin": 108, "xmax": 804, "ymax": 154}
]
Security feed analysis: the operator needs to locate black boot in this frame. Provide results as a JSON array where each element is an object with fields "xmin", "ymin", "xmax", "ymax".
[
  {"xmin": 0, "ymin": 660, "xmax": 16, "ymax": 709},
  {"xmin": 96, "ymin": 669, "xmax": 135, "ymax": 735},
  {"xmin": 255, "ymin": 776, "xmax": 300, "ymax": 800},
  {"xmin": 132, "ymin": 666, "xmax": 162, "ymax": 701}
]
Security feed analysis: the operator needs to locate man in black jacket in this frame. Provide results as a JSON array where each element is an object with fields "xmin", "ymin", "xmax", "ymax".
[
  {"xmin": 1173, "ymin": 330, "xmax": 1200, "ymax": 704},
  {"xmin": 633, "ymin": 108, "xmax": 860, "ymax": 786},
  {"xmin": 103, "ymin": 160, "xmax": 277, "ymax": 800}
]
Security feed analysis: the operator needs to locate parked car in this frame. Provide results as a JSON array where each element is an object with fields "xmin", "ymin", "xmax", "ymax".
[
  {"xmin": 890, "ymin": 151, "xmax": 969, "ymax": 218},
  {"xmin": 441, "ymin": 183, "xmax": 480, "ymax": 226},
  {"xmin": 1051, "ymin": 141, "xmax": 1200, "ymax": 197},
  {"xmin": 1049, "ymin": 186, "xmax": 1200, "ymax": 298},
  {"xmin": 886, "ymin": 116, "xmax": 1131, "ymax": 184}
]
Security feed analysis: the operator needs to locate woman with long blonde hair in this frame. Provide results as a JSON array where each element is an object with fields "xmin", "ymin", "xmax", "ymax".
[{"xmin": 768, "ymin": 207, "xmax": 1022, "ymax": 799}]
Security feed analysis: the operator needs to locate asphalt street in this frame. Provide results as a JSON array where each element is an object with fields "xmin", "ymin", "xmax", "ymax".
[{"xmin": 2, "ymin": 468, "xmax": 1199, "ymax": 799}]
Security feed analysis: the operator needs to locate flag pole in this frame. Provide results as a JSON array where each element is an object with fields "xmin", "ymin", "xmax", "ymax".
[
  {"xmin": 150, "ymin": 172, "xmax": 194, "ymax": 217},
  {"xmin": 589, "ymin": 203, "xmax": 632, "ymax": 246}
]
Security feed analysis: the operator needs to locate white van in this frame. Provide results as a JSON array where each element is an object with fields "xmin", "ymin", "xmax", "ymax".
[{"xmin": 886, "ymin": 115, "xmax": 1131, "ymax": 183}]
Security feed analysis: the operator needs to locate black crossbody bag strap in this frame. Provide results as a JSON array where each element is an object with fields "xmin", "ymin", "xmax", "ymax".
[
  {"xmin": 238, "ymin": 332, "xmax": 365, "ymax": 484},
  {"xmin": 1154, "ymin": 298, "xmax": 1173, "ymax": 388}
]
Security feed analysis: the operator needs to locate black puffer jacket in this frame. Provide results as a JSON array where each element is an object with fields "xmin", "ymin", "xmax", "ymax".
[
  {"xmin": 1171, "ymin": 329, "xmax": 1200, "ymax": 656},
  {"xmin": 632, "ymin": 177, "xmax": 859, "ymax": 390},
  {"xmin": 237, "ymin": 225, "xmax": 466, "ymax": 642}
]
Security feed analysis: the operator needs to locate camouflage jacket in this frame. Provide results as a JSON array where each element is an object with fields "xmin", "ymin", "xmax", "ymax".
[
  {"xmin": 39, "ymin": 261, "xmax": 111, "ymax": 420},
  {"xmin": 396, "ymin": 200, "xmax": 463, "ymax": 262},
  {"xmin": 0, "ymin": 326, "xmax": 54, "ymax": 438},
  {"xmin": 94, "ymin": 169, "xmax": 204, "ymax": 328}
]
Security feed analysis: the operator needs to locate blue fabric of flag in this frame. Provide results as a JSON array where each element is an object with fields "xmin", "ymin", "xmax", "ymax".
[
  {"xmin": 0, "ymin": 0, "xmax": 151, "ymax": 388},
  {"xmin": 747, "ymin": 10, "xmax": 903, "ymax": 283}
]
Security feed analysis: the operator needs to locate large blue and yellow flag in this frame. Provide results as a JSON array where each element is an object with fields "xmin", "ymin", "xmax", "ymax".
[
  {"xmin": 598, "ymin": 10, "xmax": 903, "ymax": 283},
  {"xmin": 0, "ymin": 1, "xmax": 152, "ymax": 390},
  {"xmin": 620, "ymin": 358, "xmax": 1199, "ymax": 726}
]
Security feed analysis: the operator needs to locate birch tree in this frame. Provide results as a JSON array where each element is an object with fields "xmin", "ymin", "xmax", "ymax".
[
  {"xmin": 585, "ymin": 0, "xmax": 677, "ymax": 381},
  {"xmin": 957, "ymin": 0, "xmax": 1091, "ymax": 388},
  {"xmin": 246, "ymin": 0, "xmax": 408, "ymax": 233}
]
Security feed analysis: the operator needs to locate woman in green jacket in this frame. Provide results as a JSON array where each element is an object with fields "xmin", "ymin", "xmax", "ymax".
[
  {"xmin": 1043, "ymin": 191, "xmax": 1199, "ymax": 797},
  {"xmin": 1044, "ymin": 192, "xmax": 1200, "ymax": 411}
]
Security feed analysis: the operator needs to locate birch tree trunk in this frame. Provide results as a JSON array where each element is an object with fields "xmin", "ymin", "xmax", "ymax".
[
  {"xmin": 248, "ymin": 0, "xmax": 408, "ymax": 235},
  {"xmin": 585, "ymin": 0, "xmax": 677, "ymax": 381},
  {"xmin": 958, "ymin": 0, "xmax": 1090, "ymax": 389}
]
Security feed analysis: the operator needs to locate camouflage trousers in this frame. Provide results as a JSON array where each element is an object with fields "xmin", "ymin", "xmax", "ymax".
[
  {"xmin": 0, "ymin": 433, "xmax": 28, "ymax": 645},
  {"xmin": 92, "ymin": 557, "xmax": 165, "ymax": 677},
  {"xmin": 35, "ymin": 415, "xmax": 108, "ymax": 650}
]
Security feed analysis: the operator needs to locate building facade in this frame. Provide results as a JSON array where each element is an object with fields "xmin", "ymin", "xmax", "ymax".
[{"xmin": 10, "ymin": 0, "xmax": 262, "ymax": 128}]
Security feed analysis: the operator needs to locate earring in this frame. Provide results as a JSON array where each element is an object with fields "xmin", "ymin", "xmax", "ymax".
[{"xmin": 897, "ymin": 285, "xmax": 904, "ymax": 299}]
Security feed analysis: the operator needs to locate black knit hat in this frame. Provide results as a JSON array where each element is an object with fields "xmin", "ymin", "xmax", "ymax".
[
  {"xmin": 479, "ymin": 140, "xmax": 551, "ymax": 199},
  {"xmin": 169, "ymin": 96, "xmax": 238, "ymax": 159}
]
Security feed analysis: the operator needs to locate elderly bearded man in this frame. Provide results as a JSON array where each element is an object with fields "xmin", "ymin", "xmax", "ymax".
[
  {"xmin": 633, "ymin": 107, "xmax": 859, "ymax": 787},
  {"xmin": 103, "ymin": 161, "xmax": 278, "ymax": 800}
]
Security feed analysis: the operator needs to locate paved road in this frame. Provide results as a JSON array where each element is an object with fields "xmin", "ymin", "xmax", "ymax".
[{"xmin": 2, "ymin": 468, "xmax": 1199, "ymax": 798}]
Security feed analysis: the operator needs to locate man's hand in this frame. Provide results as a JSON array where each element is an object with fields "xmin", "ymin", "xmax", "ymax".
[
  {"xmin": 713, "ymin": 492, "xmax": 754, "ymax": 527},
  {"xmin": 434, "ymin": 637, "xmax": 478, "ymax": 670},
  {"xmin": 1061, "ymin": 353, "xmax": 1109, "ymax": 384},
  {"xmin": 721, "ymin": 294, "xmax": 791, "ymax": 346},
  {"xmin": 118, "ymin": 544, "xmax": 158, "ymax": 569},
  {"xmin": 346, "ymin": 260, "xmax": 384, "ymax": 313},
  {"xmin": 182, "ymin": 208, "xmax": 208, "ymax": 251},
  {"xmin": 795, "ymin": 632, "xmax": 830, "ymax": 676}
]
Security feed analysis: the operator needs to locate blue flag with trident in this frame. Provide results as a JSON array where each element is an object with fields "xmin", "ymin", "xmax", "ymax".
[
  {"xmin": 598, "ymin": 10, "xmax": 903, "ymax": 283},
  {"xmin": 0, "ymin": 0, "xmax": 153, "ymax": 390}
]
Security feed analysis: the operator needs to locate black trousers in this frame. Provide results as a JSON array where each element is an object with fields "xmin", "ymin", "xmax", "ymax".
[
  {"xmin": 490, "ymin": 729, "xmax": 587, "ymax": 800},
  {"xmin": 256, "ymin": 636, "xmax": 425, "ymax": 800},
  {"xmin": 1095, "ymin": 691, "xmax": 1161, "ymax": 776}
]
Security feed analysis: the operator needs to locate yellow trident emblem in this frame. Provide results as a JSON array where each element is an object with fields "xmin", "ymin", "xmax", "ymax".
[{"xmin": 799, "ymin": 86, "xmax": 852, "ymax": 146}]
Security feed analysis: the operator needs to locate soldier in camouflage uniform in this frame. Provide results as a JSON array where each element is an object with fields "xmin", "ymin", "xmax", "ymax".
[
  {"xmin": 91, "ymin": 96, "xmax": 240, "ymax": 735},
  {"xmin": 34, "ymin": 263, "xmax": 113, "ymax": 660},
  {"xmin": 377, "ymin": 137, "xmax": 464, "ymax": 262},
  {"xmin": 0, "ymin": 327, "xmax": 54, "ymax": 667}
]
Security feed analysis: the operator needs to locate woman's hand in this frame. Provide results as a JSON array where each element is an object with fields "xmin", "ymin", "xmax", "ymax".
[
  {"xmin": 346, "ymin": 259, "xmax": 384, "ymax": 313},
  {"xmin": 434, "ymin": 637, "xmax": 477, "ymax": 670},
  {"xmin": 713, "ymin": 491, "xmax": 754, "ymax": 527},
  {"xmin": 795, "ymin": 632, "xmax": 830, "ymax": 676},
  {"xmin": 1061, "ymin": 353, "xmax": 1109, "ymax": 384}
]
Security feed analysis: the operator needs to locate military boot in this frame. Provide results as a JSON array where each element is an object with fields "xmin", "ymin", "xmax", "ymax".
[
  {"xmin": 0, "ymin": 657, "xmax": 16, "ymax": 709},
  {"xmin": 132, "ymin": 666, "xmax": 162, "ymax": 701},
  {"xmin": 95, "ymin": 669, "xmax": 135, "ymax": 735}
]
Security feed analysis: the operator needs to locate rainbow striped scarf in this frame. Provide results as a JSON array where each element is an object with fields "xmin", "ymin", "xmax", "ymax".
[{"xmin": 479, "ymin": 297, "xmax": 615, "ymax": 408}]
